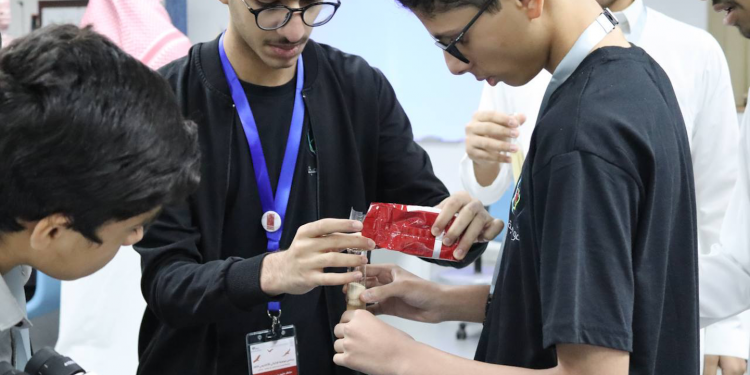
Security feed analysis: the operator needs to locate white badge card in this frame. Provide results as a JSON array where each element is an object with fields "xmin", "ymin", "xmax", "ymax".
[{"xmin": 247, "ymin": 325, "xmax": 299, "ymax": 375}]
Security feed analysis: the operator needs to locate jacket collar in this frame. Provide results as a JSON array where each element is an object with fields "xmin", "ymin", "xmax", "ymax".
[{"xmin": 197, "ymin": 34, "xmax": 321, "ymax": 101}]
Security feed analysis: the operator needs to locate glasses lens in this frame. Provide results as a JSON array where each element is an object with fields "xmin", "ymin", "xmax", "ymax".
[
  {"xmin": 257, "ymin": 7, "xmax": 290, "ymax": 30},
  {"xmin": 303, "ymin": 3, "xmax": 337, "ymax": 27}
]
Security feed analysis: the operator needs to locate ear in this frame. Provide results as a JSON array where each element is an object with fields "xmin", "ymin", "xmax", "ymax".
[
  {"xmin": 516, "ymin": 0, "xmax": 544, "ymax": 20},
  {"xmin": 29, "ymin": 214, "xmax": 71, "ymax": 251}
]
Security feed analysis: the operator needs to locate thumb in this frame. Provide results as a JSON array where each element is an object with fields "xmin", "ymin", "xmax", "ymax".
[{"xmin": 361, "ymin": 282, "xmax": 401, "ymax": 304}]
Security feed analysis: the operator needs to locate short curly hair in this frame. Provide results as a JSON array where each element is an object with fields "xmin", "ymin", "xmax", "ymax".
[{"xmin": 0, "ymin": 25, "xmax": 200, "ymax": 243}]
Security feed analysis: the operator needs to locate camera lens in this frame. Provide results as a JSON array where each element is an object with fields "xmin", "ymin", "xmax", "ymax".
[{"xmin": 24, "ymin": 348, "xmax": 84, "ymax": 375}]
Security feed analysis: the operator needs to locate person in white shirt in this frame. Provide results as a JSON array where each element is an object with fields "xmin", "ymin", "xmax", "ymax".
[
  {"xmin": 0, "ymin": 0, "xmax": 11, "ymax": 47},
  {"xmin": 698, "ymin": 0, "xmax": 750, "ymax": 338},
  {"xmin": 459, "ymin": 0, "xmax": 748, "ymax": 374}
]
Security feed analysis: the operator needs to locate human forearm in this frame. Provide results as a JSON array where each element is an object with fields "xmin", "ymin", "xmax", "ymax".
[
  {"xmin": 140, "ymin": 255, "xmax": 273, "ymax": 328},
  {"xmin": 396, "ymin": 341, "xmax": 552, "ymax": 375},
  {"xmin": 396, "ymin": 342, "xmax": 627, "ymax": 375},
  {"xmin": 437, "ymin": 284, "xmax": 490, "ymax": 323}
]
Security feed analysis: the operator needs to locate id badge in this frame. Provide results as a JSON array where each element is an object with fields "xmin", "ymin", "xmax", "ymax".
[{"xmin": 247, "ymin": 325, "xmax": 299, "ymax": 375}]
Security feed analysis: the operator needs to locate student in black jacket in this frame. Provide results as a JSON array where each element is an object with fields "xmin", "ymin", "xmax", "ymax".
[{"xmin": 133, "ymin": 1, "xmax": 504, "ymax": 375}]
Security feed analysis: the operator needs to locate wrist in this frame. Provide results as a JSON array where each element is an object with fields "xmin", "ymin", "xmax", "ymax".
[
  {"xmin": 260, "ymin": 251, "xmax": 286, "ymax": 296},
  {"xmin": 473, "ymin": 161, "xmax": 500, "ymax": 187},
  {"xmin": 433, "ymin": 283, "xmax": 457, "ymax": 322},
  {"xmin": 437, "ymin": 284, "xmax": 490, "ymax": 323},
  {"xmin": 394, "ymin": 335, "xmax": 422, "ymax": 375}
]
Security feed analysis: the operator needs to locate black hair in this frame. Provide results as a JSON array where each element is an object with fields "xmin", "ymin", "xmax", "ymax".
[
  {"xmin": 0, "ymin": 24, "xmax": 200, "ymax": 243},
  {"xmin": 395, "ymin": 0, "xmax": 500, "ymax": 16}
]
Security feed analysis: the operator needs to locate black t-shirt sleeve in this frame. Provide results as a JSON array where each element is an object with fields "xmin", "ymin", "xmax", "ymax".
[{"xmin": 534, "ymin": 150, "xmax": 639, "ymax": 352}]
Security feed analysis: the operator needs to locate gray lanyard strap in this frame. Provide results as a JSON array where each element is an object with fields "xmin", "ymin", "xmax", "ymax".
[
  {"xmin": 4, "ymin": 267, "xmax": 31, "ymax": 370},
  {"xmin": 10, "ymin": 328, "xmax": 29, "ymax": 369},
  {"xmin": 539, "ymin": 8, "xmax": 619, "ymax": 114}
]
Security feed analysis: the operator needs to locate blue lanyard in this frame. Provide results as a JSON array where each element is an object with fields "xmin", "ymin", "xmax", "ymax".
[{"xmin": 219, "ymin": 32, "xmax": 305, "ymax": 313}]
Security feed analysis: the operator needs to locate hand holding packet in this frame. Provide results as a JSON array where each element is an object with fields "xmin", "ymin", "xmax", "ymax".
[{"xmin": 361, "ymin": 203, "xmax": 461, "ymax": 262}]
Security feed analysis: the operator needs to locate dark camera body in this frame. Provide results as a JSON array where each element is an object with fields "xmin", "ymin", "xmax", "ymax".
[{"xmin": 1, "ymin": 348, "xmax": 86, "ymax": 375}]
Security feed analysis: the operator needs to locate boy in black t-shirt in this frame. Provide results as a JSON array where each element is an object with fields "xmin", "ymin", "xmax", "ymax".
[{"xmin": 332, "ymin": 1, "xmax": 699, "ymax": 374}]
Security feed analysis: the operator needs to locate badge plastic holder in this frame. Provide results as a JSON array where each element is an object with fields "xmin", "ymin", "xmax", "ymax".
[{"xmin": 246, "ymin": 325, "xmax": 300, "ymax": 375}]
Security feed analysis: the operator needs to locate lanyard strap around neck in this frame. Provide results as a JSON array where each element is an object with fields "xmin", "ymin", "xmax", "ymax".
[
  {"xmin": 218, "ymin": 32, "xmax": 306, "ymax": 313},
  {"xmin": 540, "ymin": 9, "xmax": 619, "ymax": 114},
  {"xmin": 5, "ymin": 267, "xmax": 30, "ymax": 370}
]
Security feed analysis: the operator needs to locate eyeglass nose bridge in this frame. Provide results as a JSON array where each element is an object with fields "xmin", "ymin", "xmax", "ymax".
[
  {"xmin": 436, "ymin": 41, "xmax": 470, "ymax": 64},
  {"xmin": 278, "ymin": 8, "xmax": 303, "ymax": 28}
]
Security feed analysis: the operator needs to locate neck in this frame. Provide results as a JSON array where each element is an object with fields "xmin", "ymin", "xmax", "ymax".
[
  {"xmin": 545, "ymin": 0, "xmax": 630, "ymax": 74},
  {"xmin": 223, "ymin": 25, "xmax": 297, "ymax": 86},
  {"xmin": 0, "ymin": 233, "xmax": 27, "ymax": 275},
  {"xmin": 608, "ymin": 0, "xmax": 635, "ymax": 12}
]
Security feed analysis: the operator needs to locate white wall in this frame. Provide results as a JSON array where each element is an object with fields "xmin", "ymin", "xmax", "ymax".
[
  {"xmin": 8, "ymin": 0, "xmax": 37, "ymax": 38},
  {"xmin": 7, "ymin": 0, "xmax": 86, "ymax": 40},
  {"xmin": 645, "ymin": 0, "xmax": 708, "ymax": 30},
  {"xmin": 187, "ymin": 0, "xmax": 227, "ymax": 43}
]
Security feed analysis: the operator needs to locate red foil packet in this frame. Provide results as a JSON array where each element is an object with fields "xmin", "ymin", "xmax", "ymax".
[{"xmin": 361, "ymin": 203, "xmax": 459, "ymax": 262}]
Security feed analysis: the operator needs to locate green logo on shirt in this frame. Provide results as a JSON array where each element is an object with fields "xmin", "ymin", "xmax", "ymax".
[{"xmin": 512, "ymin": 177, "xmax": 522, "ymax": 214}]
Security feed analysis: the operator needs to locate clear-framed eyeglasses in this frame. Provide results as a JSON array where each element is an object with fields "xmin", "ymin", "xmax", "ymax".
[{"xmin": 242, "ymin": 0, "xmax": 342, "ymax": 31}]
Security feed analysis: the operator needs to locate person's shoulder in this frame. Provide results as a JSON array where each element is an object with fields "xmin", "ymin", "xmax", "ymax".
[
  {"xmin": 158, "ymin": 54, "xmax": 191, "ymax": 80},
  {"xmin": 311, "ymin": 41, "xmax": 386, "ymax": 89},
  {"xmin": 313, "ymin": 42, "xmax": 374, "ymax": 71},
  {"xmin": 156, "ymin": 40, "xmax": 220, "ymax": 98},
  {"xmin": 646, "ymin": 8, "xmax": 723, "ymax": 57},
  {"xmin": 580, "ymin": 47, "xmax": 664, "ymax": 97},
  {"xmin": 546, "ymin": 48, "xmax": 656, "ymax": 119},
  {"xmin": 543, "ymin": 49, "xmax": 669, "ymax": 140},
  {"xmin": 534, "ymin": 58, "xmax": 661, "ymax": 182},
  {"xmin": 156, "ymin": 41, "xmax": 203, "ymax": 87},
  {"xmin": 575, "ymin": 48, "xmax": 683, "ymax": 156}
]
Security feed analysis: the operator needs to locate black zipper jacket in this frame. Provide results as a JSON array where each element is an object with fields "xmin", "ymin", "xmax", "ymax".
[{"xmin": 134, "ymin": 36, "xmax": 486, "ymax": 375}]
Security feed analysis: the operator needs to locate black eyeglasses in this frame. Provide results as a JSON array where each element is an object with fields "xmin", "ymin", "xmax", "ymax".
[
  {"xmin": 434, "ymin": 0, "xmax": 493, "ymax": 64},
  {"xmin": 242, "ymin": 0, "xmax": 342, "ymax": 31}
]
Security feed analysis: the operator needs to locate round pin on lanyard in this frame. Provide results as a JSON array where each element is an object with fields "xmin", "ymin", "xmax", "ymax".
[
  {"xmin": 261, "ymin": 211, "xmax": 282, "ymax": 233},
  {"xmin": 218, "ymin": 30, "xmax": 305, "ymax": 325}
]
